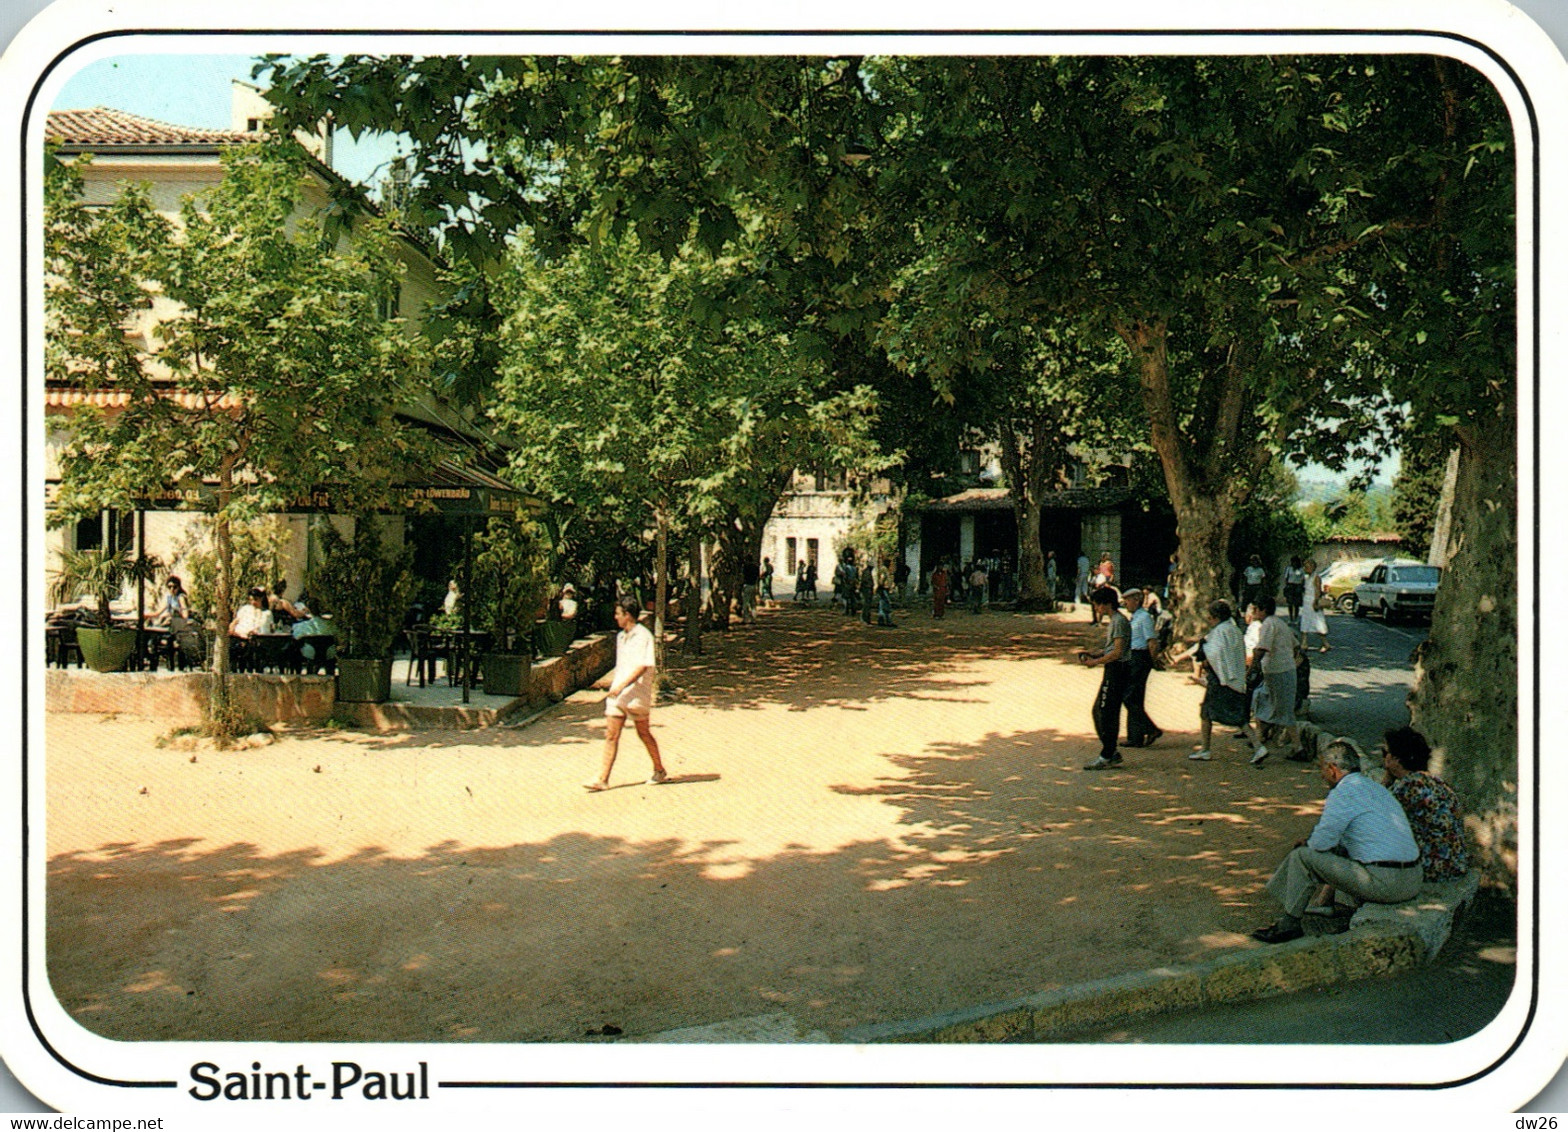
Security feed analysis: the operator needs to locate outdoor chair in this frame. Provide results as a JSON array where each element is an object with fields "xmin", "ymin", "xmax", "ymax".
[
  {"xmin": 405, "ymin": 625, "xmax": 449, "ymax": 687},
  {"xmin": 173, "ymin": 627, "xmax": 209, "ymax": 672},
  {"xmin": 46, "ymin": 622, "xmax": 83, "ymax": 669}
]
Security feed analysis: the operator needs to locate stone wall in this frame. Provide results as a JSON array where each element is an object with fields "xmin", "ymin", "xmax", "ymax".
[
  {"xmin": 44, "ymin": 671, "xmax": 336, "ymax": 727},
  {"xmin": 527, "ymin": 629, "xmax": 616, "ymax": 707}
]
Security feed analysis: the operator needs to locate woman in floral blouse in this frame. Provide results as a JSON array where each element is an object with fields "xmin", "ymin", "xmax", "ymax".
[{"xmin": 1381, "ymin": 726, "xmax": 1470, "ymax": 880}]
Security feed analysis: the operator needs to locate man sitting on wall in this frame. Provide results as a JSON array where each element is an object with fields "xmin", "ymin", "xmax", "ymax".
[{"xmin": 1252, "ymin": 737, "xmax": 1423, "ymax": 943}]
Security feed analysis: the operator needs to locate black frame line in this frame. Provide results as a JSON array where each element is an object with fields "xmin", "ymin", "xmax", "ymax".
[{"xmin": 15, "ymin": 23, "xmax": 1542, "ymax": 1096}]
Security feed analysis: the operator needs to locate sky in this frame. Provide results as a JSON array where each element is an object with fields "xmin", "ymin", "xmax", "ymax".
[{"xmin": 51, "ymin": 53, "xmax": 406, "ymax": 190}]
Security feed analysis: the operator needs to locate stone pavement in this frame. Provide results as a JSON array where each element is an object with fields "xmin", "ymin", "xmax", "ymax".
[{"xmin": 43, "ymin": 600, "xmax": 1502, "ymax": 1044}]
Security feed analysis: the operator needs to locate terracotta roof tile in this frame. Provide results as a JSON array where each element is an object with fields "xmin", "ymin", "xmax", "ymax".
[{"xmin": 46, "ymin": 107, "xmax": 252, "ymax": 147}]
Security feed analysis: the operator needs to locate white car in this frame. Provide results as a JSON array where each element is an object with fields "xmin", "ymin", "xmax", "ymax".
[{"xmin": 1352, "ymin": 562, "xmax": 1443, "ymax": 624}]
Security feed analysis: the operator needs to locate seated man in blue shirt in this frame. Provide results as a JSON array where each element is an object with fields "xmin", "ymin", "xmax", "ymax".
[{"xmin": 1252, "ymin": 737, "xmax": 1423, "ymax": 943}]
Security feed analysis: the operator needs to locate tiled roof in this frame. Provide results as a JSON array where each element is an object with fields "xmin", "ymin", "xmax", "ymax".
[{"xmin": 46, "ymin": 107, "xmax": 252, "ymax": 148}]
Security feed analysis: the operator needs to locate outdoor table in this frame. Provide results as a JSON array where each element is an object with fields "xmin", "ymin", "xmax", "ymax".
[
  {"xmin": 138, "ymin": 624, "xmax": 174, "ymax": 671},
  {"xmin": 431, "ymin": 628, "xmax": 492, "ymax": 688}
]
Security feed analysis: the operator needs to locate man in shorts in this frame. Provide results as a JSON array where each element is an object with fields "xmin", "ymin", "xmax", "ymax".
[{"xmin": 585, "ymin": 597, "xmax": 670, "ymax": 792}]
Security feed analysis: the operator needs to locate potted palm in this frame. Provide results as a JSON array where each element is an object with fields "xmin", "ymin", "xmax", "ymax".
[
  {"xmin": 49, "ymin": 547, "xmax": 161, "ymax": 672},
  {"xmin": 307, "ymin": 518, "xmax": 415, "ymax": 703},
  {"xmin": 475, "ymin": 516, "xmax": 551, "ymax": 696}
]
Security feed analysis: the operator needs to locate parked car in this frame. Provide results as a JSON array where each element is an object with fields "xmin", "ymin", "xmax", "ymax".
[
  {"xmin": 1318, "ymin": 559, "xmax": 1381, "ymax": 614},
  {"xmin": 1353, "ymin": 562, "xmax": 1443, "ymax": 623}
]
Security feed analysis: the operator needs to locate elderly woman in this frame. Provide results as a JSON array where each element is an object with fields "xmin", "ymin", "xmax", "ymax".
[{"xmin": 1381, "ymin": 726, "xmax": 1470, "ymax": 880}]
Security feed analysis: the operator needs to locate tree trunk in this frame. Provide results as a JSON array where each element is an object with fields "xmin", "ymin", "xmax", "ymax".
[
  {"xmin": 708, "ymin": 515, "xmax": 767, "ymax": 628},
  {"xmin": 653, "ymin": 505, "xmax": 669, "ymax": 672},
  {"xmin": 682, "ymin": 530, "xmax": 703, "ymax": 655},
  {"xmin": 705, "ymin": 533, "xmax": 735, "ymax": 631},
  {"xmin": 997, "ymin": 416, "xmax": 1053, "ymax": 610},
  {"xmin": 1408, "ymin": 412, "xmax": 1516, "ymax": 892},
  {"xmin": 209, "ymin": 462, "xmax": 235, "ymax": 722},
  {"xmin": 1118, "ymin": 318, "xmax": 1258, "ymax": 638}
]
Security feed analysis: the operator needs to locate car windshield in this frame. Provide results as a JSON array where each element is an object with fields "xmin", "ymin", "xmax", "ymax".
[{"xmin": 1389, "ymin": 567, "xmax": 1441, "ymax": 584}]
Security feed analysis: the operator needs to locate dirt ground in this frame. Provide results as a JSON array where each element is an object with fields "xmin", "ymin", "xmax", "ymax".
[{"xmin": 45, "ymin": 602, "xmax": 1337, "ymax": 1043}]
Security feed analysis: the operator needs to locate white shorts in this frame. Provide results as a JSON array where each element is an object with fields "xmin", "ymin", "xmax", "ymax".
[{"xmin": 605, "ymin": 687, "xmax": 652, "ymax": 719}]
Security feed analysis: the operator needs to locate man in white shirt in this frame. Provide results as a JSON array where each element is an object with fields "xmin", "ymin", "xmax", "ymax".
[
  {"xmin": 1121, "ymin": 587, "xmax": 1162, "ymax": 747},
  {"xmin": 585, "ymin": 597, "xmax": 669, "ymax": 792},
  {"xmin": 1252, "ymin": 738, "xmax": 1422, "ymax": 943}
]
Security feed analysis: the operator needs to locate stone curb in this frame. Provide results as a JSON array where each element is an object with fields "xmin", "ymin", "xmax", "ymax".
[{"xmin": 838, "ymin": 873, "xmax": 1480, "ymax": 1045}]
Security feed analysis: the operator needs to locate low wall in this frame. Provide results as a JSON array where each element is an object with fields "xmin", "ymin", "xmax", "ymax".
[
  {"xmin": 527, "ymin": 629, "xmax": 616, "ymax": 707},
  {"xmin": 44, "ymin": 670, "xmax": 336, "ymax": 727}
]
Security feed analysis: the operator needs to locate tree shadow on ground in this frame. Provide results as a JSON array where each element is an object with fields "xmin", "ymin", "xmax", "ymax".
[{"xmin": 47, "ymin": 729, "xmax": 1340, "ymax": 1046}]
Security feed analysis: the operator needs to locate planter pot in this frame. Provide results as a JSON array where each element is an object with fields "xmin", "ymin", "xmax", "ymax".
[
  {"xmin": 482, "ymin": 652, "xmax": 532, "ymax": 697},
  {"xmin": 76, "ymin": 626, "xmax": 138, "ymax": 673},
  {"xmin": 336, "ymin": 656, "xmax": 393, "ymax": 703},
  {"xmin": 533, "ymin": 620, "xmax": 577, "ymax": 658}
]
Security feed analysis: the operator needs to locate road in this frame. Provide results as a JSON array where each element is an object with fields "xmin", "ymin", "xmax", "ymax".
[{"xmin": 1302, "ymin": 608, "xmax": 1429, "ymax": 750}]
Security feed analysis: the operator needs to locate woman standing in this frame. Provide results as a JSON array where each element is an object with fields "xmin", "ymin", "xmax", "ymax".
[
  {"xmin": 1239, "ymin": 554, "xmax": 1267, "ymax": 613},
  {"xmin": 931, "ymin": 561, "xmax": 950, "ymax": 619},
  {"xmin": 1091, "ymin": 552, "xmax": 1115, "ymax": 624},
  {"xmin": 1282, "ymin": 556, "xmax": 1307, "ymax": 622},
  {"xmin": 1300, "ymin": 558, "xmax": 1330, "ymax": 652}
]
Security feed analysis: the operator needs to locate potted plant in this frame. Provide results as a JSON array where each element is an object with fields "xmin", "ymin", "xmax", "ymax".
[
  {"xmin": 474, "ymin": 516, "xmax": 551, "ymax": 696},
  {"xmin": 307, "ymin": 518, "xmax": 415, "ymax": 703},
  {"xmin": 48, "ymin": 547, "xmax": 161, "ymax": 672}
]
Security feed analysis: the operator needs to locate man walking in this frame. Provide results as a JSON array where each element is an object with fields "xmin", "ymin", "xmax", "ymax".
[
  {"xmin": 1121, "ymin": 587, "xmax": 1162, "ymax": 748},
  {"xmin": 585, "ymin": 597, "xmax": 670, "ymax": 792},
  {"xmin": 1078, "ymin": 586, "xmax": 1131, "ymax": 770},
  {"xmin": 1252, "ymin": 738, "xmax": 1422, "ymax": 942}
]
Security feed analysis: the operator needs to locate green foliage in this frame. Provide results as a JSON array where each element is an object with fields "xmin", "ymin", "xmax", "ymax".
[
  {"xmin": 1231, "ymin": 463, "xmax": 1316, "ymax": 578},
  {"xmin": 172, "ymin": 516, "xmax": 292, "ymax": 622},
  {"xmin": 307, "ymin": 519, "xmax": 416, "ymax": 659},
  {"xmin": 1299, "ymin": 488, "xmax": 1396, "ymax": 540},
  {"xmin": 1392, "ymin": 425, "xmax": 1453, "ymax": 555},
  {"xmin": 45, "ymin": 140, "xmax": 441, "ymax": 668},
  {"xmin": 471, "ymin": 515, "xmax": 552, "ymax": 650},
  {"xmin": 48, "ymin": 546, "xmax": 162, "ymax": 625},
  {"xmin": 491, "ymin": 228, "xmax": 889, "ymax": 578}
]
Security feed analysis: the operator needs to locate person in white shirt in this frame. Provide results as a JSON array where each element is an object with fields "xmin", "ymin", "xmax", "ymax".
[
  {"xmin": 1170, "ymin": 600, "xmax": 1260, "ymax": 761},
  {"xmin": 229, "ymin": 587, "xmax": 275, "ymax": 639},
  {"xmin": 1252, "ymin": 738, "xmax": 1422, "ymax": 944},
  {"xmin": 585, "ymin": 597, "xmax": 670, "ymax": 792},
  {"xmin": 1248, "ymin": 595, "xmax": 1300, "ymax": 767},
  {"xmin": 1121, "ymin": 587, "xmax": 1162, "ymax": 747}
]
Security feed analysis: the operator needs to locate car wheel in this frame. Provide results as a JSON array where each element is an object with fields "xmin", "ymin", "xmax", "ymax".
[
  {"xmin": 1337, "ymin": 593, "xmax": 1357, "ymax": 614},
  {"xmin": 1353, "ymin": 600, "xmax": 1367, "ymax": 618},
  {"xmin": 1380, "ymin": 601, "xmax": 1396, "ymax": 624}
]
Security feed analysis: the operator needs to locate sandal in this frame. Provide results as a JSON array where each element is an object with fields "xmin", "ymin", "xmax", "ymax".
[{"xmin": 583, "ymin": 781, "xmax": 608, "ymax": 792}]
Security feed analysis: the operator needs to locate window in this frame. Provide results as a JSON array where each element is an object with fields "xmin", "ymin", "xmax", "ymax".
[
  {"xmin": 246, "ymin": 118, "xmax": 262, "ymax": 132},
  {"xmin": 957, "ymin": 450, "xmax": 981, "ymax": 475},
  {"xmin": 807, "ymin": 538, "xmax": 819, "ymax": 567},
  {"xmin": 73, "ymin": 509, "xmax": 134, "ymax": 554},
  {"xmin": 785, "ymin": 537, "xmax": 797, "ymax": 574}
]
